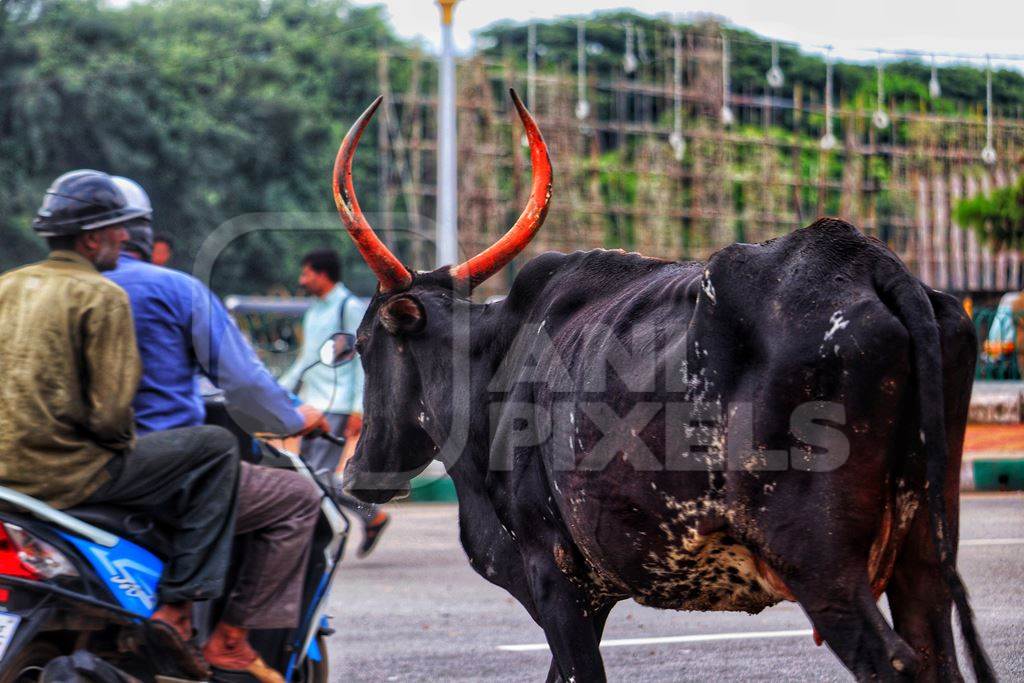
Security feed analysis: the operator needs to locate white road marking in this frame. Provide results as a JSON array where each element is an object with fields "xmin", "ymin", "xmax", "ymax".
[
  {"xmin": 497, "ymin": 538, "xmax": 1023, "ymax": 654},
  {"xmin": 498, "ymin": 629, "xmax": 813, "ymax": 653},
  {"xmin": 960, "ymin": 538, "xmax": 1024, "ymax": 547}
]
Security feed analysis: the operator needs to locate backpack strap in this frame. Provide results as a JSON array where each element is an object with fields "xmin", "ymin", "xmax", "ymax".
[{"xmin": 338, "ymin": 293, "xmax": 352, "ymax": 332}]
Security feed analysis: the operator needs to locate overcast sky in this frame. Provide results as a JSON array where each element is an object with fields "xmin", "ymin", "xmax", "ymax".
[{"xmin": 358, "ymin": 0, "xmax": 1024, "ymax": 68}]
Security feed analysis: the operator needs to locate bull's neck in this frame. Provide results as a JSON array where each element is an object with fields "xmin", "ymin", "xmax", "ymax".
[{"xmin": 430, "ymin": 298, "xmax": 521, "ymax": 490}]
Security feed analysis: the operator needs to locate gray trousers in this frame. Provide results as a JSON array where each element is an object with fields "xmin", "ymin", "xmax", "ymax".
[
  {"xmin": 300, "ymin": 413, "xmax": 380, "ymax": 526},
  {"xmin": 222, "ymin": 463, "xmax": 322, "ymax": 629},
  {"xmin": 85, "ymin": 426, "xmax": 239, "ymax": 604}
]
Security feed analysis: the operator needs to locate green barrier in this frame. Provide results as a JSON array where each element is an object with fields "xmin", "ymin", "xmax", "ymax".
[
  {"xmin": 971, "ymin": 459, "xmax": 1024, "ymax": 491},
  {"xmin": 408, "ymin": 475, "xmax": 459, "ymax": 502}
]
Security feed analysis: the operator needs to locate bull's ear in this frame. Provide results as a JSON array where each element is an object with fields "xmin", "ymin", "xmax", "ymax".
[{"xmin": 379, "ymin": 294, "xmax": 426, "ymax": 335}]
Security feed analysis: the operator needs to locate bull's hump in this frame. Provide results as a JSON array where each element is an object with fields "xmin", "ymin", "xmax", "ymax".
[
  {"xmin": 512, "ymin": 249, "xmax": 691, "ymax": 298},
  {"xmin": 566, "ymin": 248, "xmax": 685, "ymax": 278}
]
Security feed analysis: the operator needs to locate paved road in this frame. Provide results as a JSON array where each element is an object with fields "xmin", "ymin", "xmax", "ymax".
[{"xmin": 327, "ymin": 494, "xmax": 1024, "ymax": 681}]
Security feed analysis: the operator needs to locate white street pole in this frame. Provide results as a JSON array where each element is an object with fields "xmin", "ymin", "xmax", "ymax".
[
  {"xmin": 527, "ymin": 23, "xmax": 537, "ymax": 110},
  {"xmin": 436, "ymin": 0, "xmax": 459, "ymax": 268}
]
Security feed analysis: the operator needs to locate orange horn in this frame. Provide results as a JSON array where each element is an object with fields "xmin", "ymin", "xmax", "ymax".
[
  {"xmin": 333, "ymin": 96, "xmax": 413, "ymax": 293},
  {"xmin": 450, "ymin": 89, "xmax": 552, "ymax": 291}
]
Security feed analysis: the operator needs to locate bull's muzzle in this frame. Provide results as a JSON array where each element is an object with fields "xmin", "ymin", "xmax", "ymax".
[{"xmin": 341, "ymin": 472, "xmax": 412, "ymax": 504}]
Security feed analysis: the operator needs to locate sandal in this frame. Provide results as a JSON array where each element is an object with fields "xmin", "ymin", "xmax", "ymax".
[
  {"xmin": 357, "ymin": 512, "xmax": 390, "ymax": 558},
  {"xmin": 210, "ymin": 656, "xmax": 284, "ymax": 683},
  {"xmin": 145, "ymin": 619, "xmax": 211, "ymax": 680}
]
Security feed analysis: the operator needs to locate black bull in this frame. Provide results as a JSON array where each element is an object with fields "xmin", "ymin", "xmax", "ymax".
[{"xmin": 345, "ymin": 218, "xmax": 993, "ymax": 682}]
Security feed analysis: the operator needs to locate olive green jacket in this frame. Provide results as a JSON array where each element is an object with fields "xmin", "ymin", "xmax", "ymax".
[{"xmin": 0, "ymin": 251, "xmax": 141, "ymax": 508}]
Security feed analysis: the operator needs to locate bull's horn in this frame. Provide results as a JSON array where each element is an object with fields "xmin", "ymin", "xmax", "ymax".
[
  {"xmin": 450, "ymin": 89, "xmax": 552, "ymax": 291},
  {"xmin": 333, "ymin": 96, "xmax": 413, "ymax": 293}
]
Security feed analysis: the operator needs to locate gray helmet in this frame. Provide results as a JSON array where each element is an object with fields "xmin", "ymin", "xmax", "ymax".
[
  {"xmin": 110, "ymin": 176, "xmax": 155, "ymax": 260},
  {"xmin": 32, "ymin": 170, "xmax": 152, "ymax": 238}
]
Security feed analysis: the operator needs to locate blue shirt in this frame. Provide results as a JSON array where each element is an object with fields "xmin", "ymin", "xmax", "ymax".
[
  {"xmin": 278, "ymin": 284, "xmax": 366, "ymax": 415},
  {"xmin": 107, "ymin": 253, "xmax": 304, "ymax": 436}
]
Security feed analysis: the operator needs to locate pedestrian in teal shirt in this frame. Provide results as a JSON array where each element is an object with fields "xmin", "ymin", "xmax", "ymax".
[
  {"xmin": 278, "ymin": 274, "xmax": 366, "ymax": 416},
  {"xmin": 279, "ymin": 249, "xmax": 390, "ymax": 557}
]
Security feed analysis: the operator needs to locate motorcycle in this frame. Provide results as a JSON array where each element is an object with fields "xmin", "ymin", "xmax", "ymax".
[{"xmin": 0, "ymin": 333, "xmax": 357, "ymax": 683}]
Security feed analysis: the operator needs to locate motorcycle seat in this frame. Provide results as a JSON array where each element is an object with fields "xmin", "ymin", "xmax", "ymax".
[{"xmin": 63, "ymin": 505, "xmax": 174, "ymax": 559}]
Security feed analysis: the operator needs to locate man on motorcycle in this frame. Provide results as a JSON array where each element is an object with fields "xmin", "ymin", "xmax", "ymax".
[
  {"xmin": 0, "ymin": 170, "xmax": 237, "ymax": 678},
  {"xmin": 105, "ymin": 177, "xmax": 332, "ymax": 681}
]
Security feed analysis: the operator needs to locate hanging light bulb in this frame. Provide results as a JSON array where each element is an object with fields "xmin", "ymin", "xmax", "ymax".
[
  {"xmin": 576, "ymin": 19, "xmax": 590, "ymax": 121},
  {"xmin": 981, "ymin": 55, "xmax": 996, "ymax": 165},
  {"xmin": 523, "ymin": 23, "xmax": 537, "ymax": 148},
  {"xmin": 820, "ymin": 48, "xmax": 838, "ymax": 150},
  {"xmin": 637, "ymin": 26, "xmax": 649, "ymax": 64},
  {"xmin": 720, "ymin": 32, "xmax": 734, "ymax": 126},
  {"xmin": 929, "ymin": 54, "xmax": 941, "ymax": 98},
  {"xmin": 873, "ymin": 53, "xmax": 890, "ymax": 129},
  {"xmin": 670, "ymin": 27, "xmax": 686, "ymax": 161},
  {"xmin": 669, "ymin": 131, "xmax": 686, "ymax": 161},
  {"xmin": 527, "ymin": 24, "xmax": 537, "ymax": 109},
  {"xmin": 623, "ymin": 22, "xmax": 638, "ymax": 75},
  {"xmin": 766, "ymin": 40, "xmax": 784, "ymax": 89}
]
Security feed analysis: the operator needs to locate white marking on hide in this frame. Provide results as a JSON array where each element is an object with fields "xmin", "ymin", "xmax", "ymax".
[
  {"xmin": 824, "ymin": 310, "xmax": 850, "ymax": 342},
  {"xmin": 701, "ymin": 270, "xmax": 717, "ymax": 304}
]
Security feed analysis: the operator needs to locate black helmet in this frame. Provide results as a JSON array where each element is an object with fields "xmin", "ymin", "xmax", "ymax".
[
  {"xmin": 111, "ymin": 176, "xmax": 155, "ymax": 260},
  {"xmin": 32, "ymin": 169, "xmax": 153, "ymax": 238}
]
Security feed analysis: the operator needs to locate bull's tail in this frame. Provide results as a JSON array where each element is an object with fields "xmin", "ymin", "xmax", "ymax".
[{"xmin": 876, "ymin": 267, "xmax": 995, "ymax": 682}]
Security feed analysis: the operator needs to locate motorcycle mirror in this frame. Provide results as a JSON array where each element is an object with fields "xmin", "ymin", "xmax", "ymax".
[{"xmin": 320, "ymin": 332, "xmax": 357, "ymax": 367}]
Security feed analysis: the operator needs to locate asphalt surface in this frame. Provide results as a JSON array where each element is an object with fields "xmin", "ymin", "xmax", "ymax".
[{"xmin": 326, "ymin": 494, "xmax": 1024, "ymax": 681}]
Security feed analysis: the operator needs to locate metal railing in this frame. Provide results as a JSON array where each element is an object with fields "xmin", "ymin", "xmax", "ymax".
[{"xmin": 224, "ymin": 296, "xmax": 313, "ymax": 378}]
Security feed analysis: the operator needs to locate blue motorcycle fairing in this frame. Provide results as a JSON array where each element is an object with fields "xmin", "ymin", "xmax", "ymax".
[
  {"xmin": 60, "ymin": 532, "xmax": 163, "ymax": 617},
  {"xmin": 307, "ymin": 638, "xmax": 321, "ymax": 663},
  {"xmin": 305, "ymin": 615, "xmax": 330, "ymax": 662},
  {"xmin": 285, "ymin": 574, "xmax": 332, "ymax": 680}
]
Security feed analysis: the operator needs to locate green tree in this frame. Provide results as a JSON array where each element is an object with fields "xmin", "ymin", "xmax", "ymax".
[
  {"xmin": 955, "ymin": 177, "xmax": 1024, "ymax": 249},
  {"xmin": 0, "ymin": 0, "xmax": 397, "ymax": 294}
]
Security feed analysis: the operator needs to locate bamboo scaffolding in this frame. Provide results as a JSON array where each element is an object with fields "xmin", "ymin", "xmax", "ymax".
[{"xmin": 374, "ymin": 27, "xmax": 1024, "ymax": 297}]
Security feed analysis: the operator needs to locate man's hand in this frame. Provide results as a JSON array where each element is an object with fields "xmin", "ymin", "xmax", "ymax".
[
  {"xmin": 338, "ymin": 413, "xmax": 362, "ymax": 474},
  {"xmin": 295, "ymin": 404, "xmax": 331, "ymax": 437},
  {"xmin": 342, "ymin": 413, "xmax": 362, "ymax": 439}
]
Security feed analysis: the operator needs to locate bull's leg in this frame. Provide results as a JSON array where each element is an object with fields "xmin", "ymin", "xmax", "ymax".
[
  {"xmin": 884, "ymin": 291, "xmax": 974, "ymax": 682},
  {"xmin": 887, "ymin": 513, "xmax": 962, "ymax": 682},
  {"xmin": 787, "ymin": 566, "xmax": 919, "ymax": 682},
  {"xmin": 544, "ymin": 603, "xmax": 613, "ymax": 683},
  {"xmin": 522, "ymin": 551, "xmax": 606, "ymax": 682}
]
